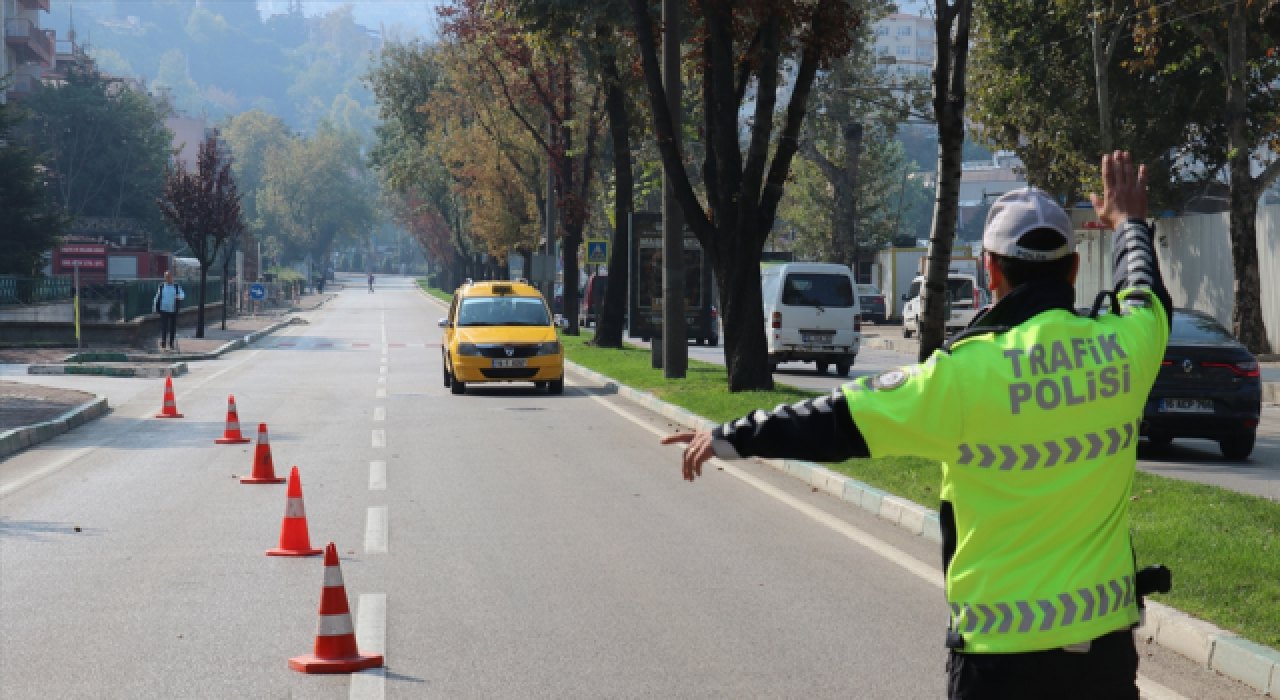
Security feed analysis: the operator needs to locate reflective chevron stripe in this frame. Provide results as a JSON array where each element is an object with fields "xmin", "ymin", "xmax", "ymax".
[
  {"xmin": 954, "ymin": 420, "xmax": 1139, "ymax": 471},
  {"xmin": 949, "ymin": 574, "xmax": 1135, "ymax": 635}
]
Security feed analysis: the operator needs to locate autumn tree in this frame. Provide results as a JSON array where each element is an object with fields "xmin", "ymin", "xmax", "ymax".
[
  {"xmin": 502, "ymin": 0, "xmax": 643, "ymax": 347},
  {"xmin": 156, "ymin": 131, "xmax": 243, "ymax": 338},
  {"xmin": 443, "ymin": 0, "xmax": 607, "ymax": 335}
]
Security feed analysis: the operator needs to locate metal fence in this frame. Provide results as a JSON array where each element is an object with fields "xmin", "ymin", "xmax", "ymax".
[
  {"xmin": 122, "ymin": 277, "xmax": 223, "ymax": 321},
  {"xmin": 0, "ymin": 276, "xmax": 73, "ymax": 305}
]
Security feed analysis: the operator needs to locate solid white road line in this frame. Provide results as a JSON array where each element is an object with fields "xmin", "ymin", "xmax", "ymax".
[
  {"xmin": 375, "ymin": 388, "xmax": 387, "ymax": 399},
  {"xmin": 373, "ymin": 407, "xmax": 385, "ymax": 421},
  {"xmin": 371, "ymin": 430, "xmax": 385, "ymax": 448},
  {"xmin": 349, "ymin": 593, "xmax": 387, "ymax": 700},
  {"xmin": 577, "ymin": 386, "xmax": 1188, "ymax": 700},
  {"xmin": 364, "ymin": 506, "xmax": 388, "ymax": 553},
  {"xmin": 369, "ymin": 461, "xmax": 387, "ymax": 491}
]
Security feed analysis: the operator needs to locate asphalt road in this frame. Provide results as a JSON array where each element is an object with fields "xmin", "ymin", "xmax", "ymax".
[{"xmin": 0, "ymin": 274, "xmax": 1261, "ymax": 698}]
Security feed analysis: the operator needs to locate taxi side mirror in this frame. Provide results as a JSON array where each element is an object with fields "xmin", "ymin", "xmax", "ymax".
[
  {"xmin": 558, "ymin": 318, "xmax": 570, "ymax": 329},
  {"xmin": 437, "ymin": 318, "xmax": 449, "ymax": 328}
]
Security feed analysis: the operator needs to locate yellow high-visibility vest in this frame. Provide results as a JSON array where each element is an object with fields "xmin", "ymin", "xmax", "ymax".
[{"xmin": 844, "ymin": 289, "xmax": 1169, "ymax": 653}]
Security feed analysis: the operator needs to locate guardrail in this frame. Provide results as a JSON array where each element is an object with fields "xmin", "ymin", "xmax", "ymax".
[{"xmin": 0, "ymin": 276, "xmax": 73, "ymax": 305}]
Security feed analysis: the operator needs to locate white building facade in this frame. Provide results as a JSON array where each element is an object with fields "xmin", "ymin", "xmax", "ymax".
[{"xmin": 872, "ymin": 12, "xmax": 935, "ymax": 81}]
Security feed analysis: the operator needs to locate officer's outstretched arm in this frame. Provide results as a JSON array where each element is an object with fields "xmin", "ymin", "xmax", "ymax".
[{"xmin": 708, "ymin": 388, "xmax": 872, "ymax": 462}]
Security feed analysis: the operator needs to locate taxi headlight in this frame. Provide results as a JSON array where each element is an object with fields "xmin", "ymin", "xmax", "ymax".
[
  {"xmin": 533, "ymin": 341, "xmax": 561, "ymax": 356},
  {"xmin": 456, "ymin": 343, "xmax": 483, "ymax": 356}
]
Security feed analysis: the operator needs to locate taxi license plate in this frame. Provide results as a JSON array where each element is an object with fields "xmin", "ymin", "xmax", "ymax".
[
  {"xmin": 802, "ymin": 334, "xmax": 834, "ymax": 344},
  {"xmin": 492, "ymin": 359, "xmax": 527, "ymax": 368},
  {"xmin": 1159, "ymin": 398, "xmax": 1213, "ymax": 413}
]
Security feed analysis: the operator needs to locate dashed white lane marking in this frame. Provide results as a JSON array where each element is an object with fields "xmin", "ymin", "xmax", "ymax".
[
  {"xmin": 375, "ymin": 388, "xmax": 386, "ymax": 399},
  {"xmin": 377, "ymin": 376, "xmax": 386, "ymax": 384},
  {"xmin": 577, "ymin": 386, "xmax": 1188, "ymax": 700},
  {"xmin": 369, "ymin": 461, "xmax": 386, "ymax": 490},
  {"xmin": 364, "ymin": 506, "xmax": 388, "ymax": 553},
  {"xmin": 373, "ymin": 407, "xmax": 385, "ymax": 421},
  {"xmin": 380, "ymin": 357, "xmax": 387, "ymax": 364},
  {"xmin": 349, "ymin": 593, "xmax": 387, "ymax": 700},
  {"xmin": 371, "ymin": 430, "xmax": 385, "ymax": 448},
  {"xmin": 379, "ymin": 366, "xmax": 387, "ymax": 374}
]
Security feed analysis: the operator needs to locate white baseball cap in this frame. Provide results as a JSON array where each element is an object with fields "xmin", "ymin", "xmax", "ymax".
[{"xmin": 982, "ymin": 188, "xmax": 1075, "ymax": 261}]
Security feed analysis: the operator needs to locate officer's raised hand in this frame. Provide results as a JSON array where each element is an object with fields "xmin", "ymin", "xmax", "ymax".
[{"xmin": 1090, "ymin": 150, "xmax": 1148, "ymax": 229}]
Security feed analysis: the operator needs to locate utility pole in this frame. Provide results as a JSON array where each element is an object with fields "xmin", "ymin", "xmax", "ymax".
[
  {"xmin": 545, "ymin": 115, "xmax": 557, "ymax": 303},
  {"xmin": 659, "ymin": 0, "xmax": 686, "ymax": 378}
]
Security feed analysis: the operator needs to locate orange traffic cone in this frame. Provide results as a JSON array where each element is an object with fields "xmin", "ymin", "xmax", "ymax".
[
  {"xmin": 215, "ymin": 395, "xmax": 252, "ymax": 444},
  {"xmin": 267, "ymin": 467, "xmax": 322, "ymax": 557},
  {"xmin": 241, "ymin": 423, "xmax": 286, "ymax": 484},
  {"xmin": 155, "ymin": 374, "xmax": 183, "ymax": 418},
  {"xmin": 289, "ymin": 542, "xmax": 384, "ymax": 673}
]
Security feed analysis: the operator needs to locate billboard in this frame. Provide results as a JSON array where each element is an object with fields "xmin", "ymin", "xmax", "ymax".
[{"xmin": 628, "ymin": 212, "xmax": 715, "ymax": 341}]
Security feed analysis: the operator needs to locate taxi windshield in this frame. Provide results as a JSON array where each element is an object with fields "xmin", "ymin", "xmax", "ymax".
[{"xmin": 457, "ymin": 296, "xmax": 550, "ymax": 327}]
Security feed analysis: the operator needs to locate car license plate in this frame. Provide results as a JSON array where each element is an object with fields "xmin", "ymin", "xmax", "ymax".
[
  {"xmin": 1160, "ymin": 398, "xmax": 1214, "ymax": 413},
  {"xmin": 492, "ymin": 358, "xmax": 527, "ymax": 368},
  {"xmin": 802, "ymin": 334, "xmax": 834, "ymax": 344}
]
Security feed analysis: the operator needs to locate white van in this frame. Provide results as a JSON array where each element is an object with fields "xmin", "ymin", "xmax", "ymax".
[
  {"xmin": 900, "ymin": 273, "xmax": 983, "ymax": 338},
  {"xmin": 761, "ymin": 263, "xmax": 861, "ymax": 376}
]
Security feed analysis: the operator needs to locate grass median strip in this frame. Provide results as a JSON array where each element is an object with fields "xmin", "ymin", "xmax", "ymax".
[
  {"xmin": 417, "ymin": 279, "xmax": 453, "ymax": 305},
  {"xmin": 564, "ymin": 333, "xmax": 1280, "ymax": 649}
]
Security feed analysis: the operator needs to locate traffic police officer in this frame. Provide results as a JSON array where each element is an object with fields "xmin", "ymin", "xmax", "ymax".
[{"xmin": 662, "ymin": 153, "xmax": 1171, "ymax": 699}]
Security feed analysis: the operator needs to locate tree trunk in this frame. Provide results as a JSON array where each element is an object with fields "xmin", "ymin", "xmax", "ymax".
[
  {"xmin": 196, "ymin": 265, "xmax": 208, "ymax": 339},
  {"xmin": 839, "ymin": 122, "xmax": 863, "ymax": 269},
  {"xmin": 1225, "ymin": 7, "xmax": 1273, "ymax": 354},
  {"xmin": 595, "ymin": 49, "xmax": 633, "ymax": 348},
  {"xmin": 918, "ymin": 0, "xmax": 973, "ymax": 362},
  {"xmin": 661, "ymin": 0, "xmax": 687, "ymax": 378},
  {"xmin": 718, "ymin": 240, "xmax": 772, "ymax": 391}
]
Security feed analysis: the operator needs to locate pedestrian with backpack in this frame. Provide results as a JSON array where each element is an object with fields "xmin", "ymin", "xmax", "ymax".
[{"xmin": 153, "ymin": 271, "xmax": 185, "ymax": 350}]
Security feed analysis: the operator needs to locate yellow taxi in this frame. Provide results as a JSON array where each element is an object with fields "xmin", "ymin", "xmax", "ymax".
[{"xmin": 438, "ymin": 280, "xmax": 566, "ymax": 395}]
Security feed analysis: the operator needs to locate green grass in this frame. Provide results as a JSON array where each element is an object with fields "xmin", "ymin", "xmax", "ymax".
[
  {"xmin": 416, "ymin": 279, "xmax": 453, "ymax": 305},
  {"xmin": 564, "ymin": 332, "xmax": 1280, "ymax": 649}
]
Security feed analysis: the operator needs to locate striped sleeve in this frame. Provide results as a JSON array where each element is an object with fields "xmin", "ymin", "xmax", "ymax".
[{"xmin": 1111, "ymin": 218, "xmax": 1172, "ymax": 328}]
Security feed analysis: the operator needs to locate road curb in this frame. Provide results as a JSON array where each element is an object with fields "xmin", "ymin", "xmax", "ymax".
[
  {"xmin": 59, "ymin": 316, "xmax": 303, "ymax": 364},
  {"xmin": 563, "ymin": 359, "xmax": 1279, "ymax": 696},
  {"xmin": 0, "ymin": 394, "xmax": 109, "ymax": 460},
  {"xmin": 1264, "ymin": 382, "xmax": 1279, "ymax": 404},
  {"xmin": 28, "ymin": 362, "xmax": 188, "ymax": 378}
]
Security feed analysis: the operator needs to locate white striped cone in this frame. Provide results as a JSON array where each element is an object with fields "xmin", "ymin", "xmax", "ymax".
[
  {"xmin": 288, "ymin": 543, "xmax": 383, "ymax": 673},
  {"xmin": 266, "ymin": 467, "xmax": 321, "ymax": 556},
  {"xmin": 216, "ymin": 395, "xmax": 251, "ymax": 444},
  {"xmin": 155, "ymin": 375, "xmax": 183, "ymax": 418}
]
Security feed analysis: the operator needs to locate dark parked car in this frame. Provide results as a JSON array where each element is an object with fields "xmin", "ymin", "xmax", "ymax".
[
  {"xmin": 857, "ymin": 284, "xmax": 886, "ymax": 323},
  {"xmin": 1142, "ymin": 309, "xmax": 1261, "ymax": 459}
]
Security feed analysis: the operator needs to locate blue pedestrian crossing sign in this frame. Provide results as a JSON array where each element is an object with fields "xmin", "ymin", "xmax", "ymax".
[
  {"xmin": 586, "ymin": 241, "xmax": 609, "ymax": 264},
  {"xmin": 249, "ymin": 283, "xmax": 266, "ymax": 300}
]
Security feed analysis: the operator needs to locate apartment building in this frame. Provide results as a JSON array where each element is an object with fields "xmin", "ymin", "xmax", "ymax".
[
  {"xmin": 2, "ymin": 0, "xmax": 53, "ymax": 103},
  {"xmin": 872, "ymin": 12, "xmax": 935, "ymax": 81}
]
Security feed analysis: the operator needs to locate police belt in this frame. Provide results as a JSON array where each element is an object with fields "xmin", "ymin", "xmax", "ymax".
[{"xmin": 946, "ymin": 566, "xmax": 1172, "ymax": 653}]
